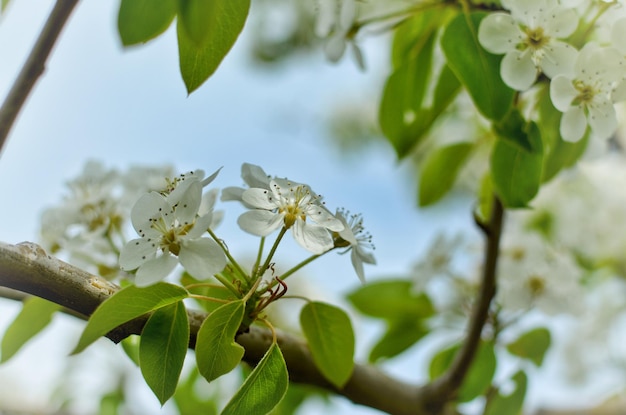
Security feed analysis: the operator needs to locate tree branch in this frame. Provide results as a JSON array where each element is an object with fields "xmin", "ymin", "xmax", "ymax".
[
  {"xmin": 0, "ymin": 0, "xmax": 79, "ymax": 156},
  {"xmin": 0, "ymin": 241, "xmax": 425, "ymax": 415},
  {"xmin": 419, "ymin": 196, "xmax": 504, "ymax": 413}
]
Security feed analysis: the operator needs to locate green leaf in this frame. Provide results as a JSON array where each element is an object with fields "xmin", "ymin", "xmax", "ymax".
[
  {"xmin": 369, "ymin": 318, "xmax": 428, "ymax": 363},
  {"xmin": 72, "ymin": 283, "xmax": 188, "ymax": 354},
  {"xmin": 195, "ymin": 300, "xmax": 245, "ymax": 383},
  {"xmin": 117, "ymin": 0, "xmax": 177, "ymax": 46},
  {"xmin": 441, "ymin": 12, "xmax": 514, "ymax": 121},
  {"xmin": 484, "ymin": 371, "xmax": 527, "ymax": 415},
  {"xmin": 347, "ymin": 280, "xmax": 434, "ymax": 321},
  {"xmin": 221, "ymin": 342, "xmax": 288, "ymax": 415},
  {"xmin": 140, "ymin": 301, "xmax": 189, "ymax": 405},
  {"xmin": 491, "ymin": 120, "xmax": 543, "ymax": 208},
  {"xmin": 506, "ymin": 327, "xmax": 551, "ymax": 366},
  {"xmin": 475, "ymin": 172, "xmax": 494, "ymax": 223},
  {"xmin": 300, "ymin": 302, "xmax": 355, "ymax": 388},
  {"xmin": 121, "ymin": 335, "xmax": 140, "ymax": 366},
  {"xmin": 419, "ymin": 142, "xmax": 473, "ymax": 206},
  {"xmin": 429, "ymin": 342, "xmax": 497, "ymax": 402},
  {"xmin": 1, "ymin": 297, "xmax": 60, "ymax": 363},
  {"xmin": 177, "ymin": 0, "xmax": 250, "ymax": 93},
  {"xmin": 173, "ymin": 368, "xmax": 219, "ymax": 415},
  {"xmin": 1, "ymin": 0, "xmax": 10, "ymax": 13}
]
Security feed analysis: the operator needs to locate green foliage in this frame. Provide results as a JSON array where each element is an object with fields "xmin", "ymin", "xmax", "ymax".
[
  {"xmin": 139, "ymin": 301, "xmax": 189, "ymax": 404},
  {"xmin": 484, "ymin": 371, "xmax": 528, "ymax": 415},
  {"xmin": 72, "ymin": 283, "xmax": 188, "ymax": 354},
  {"xmin": 0, "ymin": 297, "xmax": 60, "ymax": 363},
  {"xmin": 182, "ymin": 273, "xmax": 239, "ymax": 313},
  {"xmin": 221, "ymin": 343, "xmax": 288, "ymax": 415},
  {"xmin": 1, "ymin": 0, "xmax": 9, "ymax": 12},
  {"xmin": 300, "ymin": 302, "xmax": 355, "ymax": 388},
  {"xmin": 379, "ymin": 9, "xmax": 460, "ymax": 158},
  {"xmin": 419, "ymin": 142, "xmax": 474, "ymax": 206},
  {"xmin": 348, "ymin": 280, "xmax": 435, "ymax": 361},
  {"xmin": 429, "ymin": 342, "xmax": 497, "ymax": 402},
  {"xmin": 99, "ymin": 384, "xmax": 125, "ymax": 415},
  {"xmin": 173, "ymin": 368, "xmax": 219, "ymax": 415},
  {"xmin": 177, "ymin": 0, "xmax": 250, "ymax": 93},
  {"xmin": 506, "ymin": 327, "xmax": 551, "ymax": 366},
  {"xmin": 117, "ymin": 0, "xmax": 177, "ymax": 46},
  {"xmin": 441, "ymin": 12, "xmax": 514, "ymax": 122},
  {"xmin": 195, "ymin": 300, "xmax": 245, "ymax": 383},
  {"xmin": 121, "ymin": 335, "xmax": 140, "ymax": 366},
  {"xmin": 491, "ymin": 111, "xmax": 543, "ymax": 207}
]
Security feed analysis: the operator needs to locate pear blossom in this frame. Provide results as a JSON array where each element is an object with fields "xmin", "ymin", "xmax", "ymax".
[
  {"xmin": 550, "ymin": 45, "xmax": 624, "ymax": 142},
  {"xmin": 221, "ymin": 163, "xmax": 272, "ymax": 206},
  {"xmin": 238, "ymin": 179, "xmax": 344, "ymax": 254},
  {"xmin": 119, "ymin": 172, "xmax": 226, "ymax": 286},
  {"xmin": 333, "ymin": 209, "xmax": 376, "ymax": 283},
  {"xmin": 478, "ymin": 0, "xmax": 578, "ymax": 90},
  {"xmin": 314, "ymin": 0, "xmax": 365, "ymax": 69}
]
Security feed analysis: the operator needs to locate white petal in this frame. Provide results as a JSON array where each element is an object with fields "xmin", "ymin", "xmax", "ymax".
[
  {"xmin": 200, "ymin": 167, "xmax": 221, "ymax": 187},
  {"xmin": 131, "ymin": 192, "xmax": 170, "ymax": 235},
  {"xmin": 307, "ymin": 205, "xmax": 344, "ymax": 231},
  {"xmin": 135, "ymin": 254, "xmax": 178, "ymax": 287},
  {"xmin": 173, "ymin": 180, "xmax": 202, "ymax": 225},
  {"xmin": 560, "ymin": 107, "xmax": 587, "ymax": 142},
  {"xmin": 612, "ymin": 18, "xmax": 626, "ymax": 54},
  {"xmin": 588, "ymin": 101, "xmax": 618, "ymax": 140},
  {"xmin": 179, "ymin": 238, "xmax": 226, "ymax": 279},
  {"xmin": 325, "ymin": 35, "xmax": 347, "ymax": 62},
  {"xmin": 541, "ymin": 6, "xmax": 578, "ymax": 38},
  {"xmin": 119, "ymin": 238, "xmax": 157, "ymax": 270},
  {"xmin": 315, "ymin": 0, "xmax": 336, "ymax": 37},
  {"xmin": 336, "ymin": 213, "xmax": 358, "ymax": 245},
  {"xmin": 292, "ymin": 220, "xmax": 333, "ymax": 254},
  {"xmin": 242, "ymin": 188, "xmax": 276, "ymax": 210},
  {"xmin": 550, "ymin": 75, "xmax": 577, "ymax": 111},
  {"xmin": 541, "ymin": 41, "xmax": 577, "ymax": 79},
  {"xmin": 613, "ymin": 81, "xmax": 626, "ymax": 102},
  {"xmin": 241, "ymin": 163, "xmax": 270, "ymax": 189},
  {"xmin": 478, "ymin": 13, "xmax": 522, "ymax": 54},
  {"xmin": 237, "ymin": 210, "xmax": 284, "ymax": 236},
  {"xmin": 350, "ymin": 249, "xmax": 366, "ymax": 284},
  {"xmin": 187, "ymin": 212, "xmax": 214, "ymax": 239},
  {"xmin": 220, "ymin": 186, "xmax": 245, "ymax": 202},
  {"xmin": 199, "ymin": 188, "xmax": 219, "ymax": 216},
  {"xmin": 501, "ymin": 50, "xmax": 537, "ymax": 91},
  {"xmin": 339, "ymin": 0, "xmax": 356, "ymax": 30}
]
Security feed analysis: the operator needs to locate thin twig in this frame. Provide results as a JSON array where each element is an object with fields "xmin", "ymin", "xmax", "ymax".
[
  {"xmin": 0, "ymin": 0, "xmax": 79, "ymax": 156},
  {"xmin": 418, "ymin": 196, "xmax": 504, "ymax": 413}
]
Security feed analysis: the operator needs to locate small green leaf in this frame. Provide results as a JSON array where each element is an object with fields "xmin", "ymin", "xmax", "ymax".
[
  {"xmin": 506, "ymin": 327, "xmax": 551, "ymax": 366},
  {"xmin": 121, "ymin": 335, "xmax": 140, "ymax": 366},
  {"xmin": 221, "ymin": 342, "xmax": 288, "ymax": 415},
  {"xmin": 1, "ymin": 297, "xmax": 60, "ymax": 363},
  {"xmin": 441, "ymin": 13, "xmax": 514, "ymax": 121},
  {"xmin": 1, "ymin": 0, "xmax": 10, "ymax": 12},
  {"xmin": 491, "ymin": 121, "xmax": 543, "ymax": 208},
  {"xmin": 347, "ymin": 280, "xmax": 434, "ymax": 321},
  {"xmin": 300, "ymin": 302, "xmax": 355, "ymax": 388},
  {"xmin": 419, "ymin": 142, "xmax": 473, "ymax": 206},
  {"xmin": 484, "ymin": 371, "xmax": 527, "ymax": 415},
  {"xmin": 195, "ymin": 300, "xmax": 245, "ymax": 383},
  {"xmin": 475, "ymin": 172, "xmax": 494, "ymax": 223},
  {"xmin": 117, "ymin": 0, "xmax": 177, "ymax": 46},
  {"xmin": 429, "ymin": 342, "xmax": 496, "ymax": 402},
  {"xmin": 140, "ymin": 301, "xmax": 189, "ymax": 405},
  {"xmin": 177, "ymin": 0, "xmax": 250, "ymax": 93},
  {"xmin": 369, "ymin": 319, "xmax": 428, "ymax": 363},
  {"xmin": 72, "ymin": 283, "xmax": 188, "ymax": 354}
]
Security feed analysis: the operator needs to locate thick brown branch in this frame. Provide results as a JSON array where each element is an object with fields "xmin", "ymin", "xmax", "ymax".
[
  {"xmin": 0, "ymin": 241, "xmax": 425, "ymax": 415},
  {"xmin": 0, "ymin": 0, "xmax": 79, "ymax": 156},
  {"xmin": 419, "ymin": 196, "xmax": 504, "ymax": 412}
]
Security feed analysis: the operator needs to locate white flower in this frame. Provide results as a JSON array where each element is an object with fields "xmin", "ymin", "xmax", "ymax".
[
  {"xmin": 314, "ymin": 0, "xmax": 365, "ymax": 69},
  {"xmin": 119, "ymin": 174, "xmax": 226, "ymax": 286},
  {"xmin": 238, "ymin": 179, "xmax": 344, "ymax": 254},
  {"xmin": 550, "ymin": 44, "xmax": 624, "ymax": 142},
  {"xmin": 334, "ymin": 209, "xmax": 375, "ymax": 283},
  {"xmin": 412, "ymin": 233, "xmax": 464, "ymax": 293},
  {"xmin": 478, "ymin": 0, "xmax": 578, "ymax": 90}
]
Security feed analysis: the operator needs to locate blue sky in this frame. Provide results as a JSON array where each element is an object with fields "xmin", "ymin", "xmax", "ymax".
[{"xmin": 0, "ymin": 1, "xmax": 476, "ymax": 413}]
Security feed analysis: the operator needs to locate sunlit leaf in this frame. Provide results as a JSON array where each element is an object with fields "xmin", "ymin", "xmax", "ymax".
[
  {"xmin": 506, "ymin": 327, "xmax": 551, "ymax": 366},
  {"xmin": 195, "ymin": 300, "xmax": 245, "ymax": 383},
  {"xmin": 121, "ymin": 335, "xmax": 140, "ymax": 366},
  {"xmin": 72, "ymin": 283, "xmax": 188, "ymax": 354},
  {"xmin": 347, "ymin": 280, "xmax": 434, "ymax": 321},
  {"xmin": 1, "ymin": 297, "xmax": 60, "ymax": 363},
  {"xmin": 117, "ymin": 0, "xmax": 177, "ymax": 46},
  {"xmin": 300, "ymin": 302, "xmax": 355, "ymax": 388},
  {"xmin": 140, "ymin": 301, "xmax": 189, "ymax": 404},
  {"xmin": 177, "ymin": 0, "xmax": 250, "ymax": 93},
  {"xmin": 441, "ymin": 12, "xmax": 514, "ymax": 121},
  {"xmin": 419, "ymin": 142, "xmax": 473, "ymax": 206},
  {"xmin": 221, "ymin": 342, "xmax": 288, "ymax": 415}
]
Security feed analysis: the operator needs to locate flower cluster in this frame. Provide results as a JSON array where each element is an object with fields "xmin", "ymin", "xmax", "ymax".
[{"xmin": 478, "ymin": 1, "xmax": 626, "ymax": 142}]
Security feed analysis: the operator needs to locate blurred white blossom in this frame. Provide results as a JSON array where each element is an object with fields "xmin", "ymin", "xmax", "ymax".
[{"xmin": 334, "ymin": 208, "xmax": 376, "ymax": 283}]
